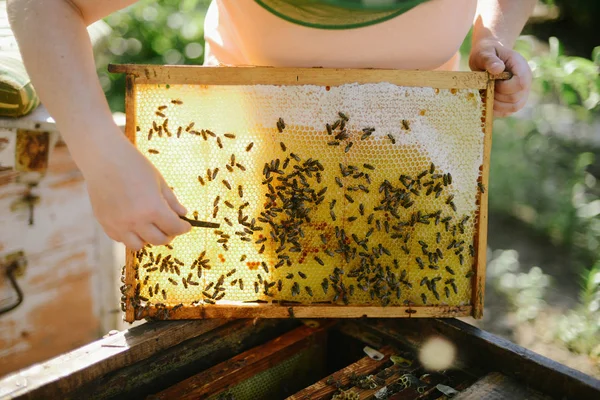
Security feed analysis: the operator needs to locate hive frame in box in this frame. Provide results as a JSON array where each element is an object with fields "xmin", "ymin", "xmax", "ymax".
[{"xmin": 109, "ymin": 64, "xmax": 506, "ymax": 322}]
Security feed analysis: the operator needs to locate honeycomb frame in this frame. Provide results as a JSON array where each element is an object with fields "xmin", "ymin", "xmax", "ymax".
[{"xmin": 110, "ymin": 65, "xmax": 502, "ymax": 322}]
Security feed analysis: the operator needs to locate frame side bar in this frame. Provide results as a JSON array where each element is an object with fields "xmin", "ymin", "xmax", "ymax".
[
  {"xmin": 124, "ymin": 74, "xmax": 137, "ymax": 323},
  {"xmin": 472, "ymin": 76, "xmax": 495, "ymax": 319}
]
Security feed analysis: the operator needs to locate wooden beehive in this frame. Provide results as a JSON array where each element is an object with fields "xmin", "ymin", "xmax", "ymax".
[{"xmin": 109, "ymin": 65, "xmax": 505, "ymax": 322}]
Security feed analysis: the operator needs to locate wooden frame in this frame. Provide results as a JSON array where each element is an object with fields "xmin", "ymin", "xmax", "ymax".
[{"xmin": 111, "ymin": 65, "xmax": 508, "ymax": 322}]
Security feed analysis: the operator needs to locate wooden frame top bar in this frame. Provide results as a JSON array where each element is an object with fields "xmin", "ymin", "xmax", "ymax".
[{"xmin": 108, "ymin": 64, "xmax": 510, "ymax": 88}]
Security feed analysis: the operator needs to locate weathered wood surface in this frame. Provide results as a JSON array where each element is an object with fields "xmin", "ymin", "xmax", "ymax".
[
  {"xmin": 127, "ymin": 303, "xmax": 472, "ymax": 322},
  {"xmin": 453, "ymin": 372, "xmax": 551, "ymax": 400},
  {"xmin": 71, "ymin": 319, "xmax": 295, "ymax": 400},
  {"xmin": 109, "ymin": 64, "xmax": 511, "ymax": 89},
  {"xmin": 362, "ymin": 318, "xmax": 600, "ymax": 399},
  {"xmin": 155, "ymin": 322, "xmax": 332, "ymax": 400},
  {"xmin": 288, "ymin": 346, "xmax": 394, "ymax": 400},
  {"xmin": 0, "ymin": 319, "xmax": 228, "ymax": 399},
  {"xmin": 0, "ymin": 142, "xmax": 101, "ymax": 376}
]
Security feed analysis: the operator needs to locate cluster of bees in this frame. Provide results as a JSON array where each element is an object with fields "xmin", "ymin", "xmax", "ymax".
[{"xmin": 122, "ymin": 97, "xmax": 483, "ymax": 316}]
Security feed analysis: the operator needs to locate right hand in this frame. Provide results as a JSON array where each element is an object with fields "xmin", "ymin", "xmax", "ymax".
[{"xmin": 79, "ymin": 132, "xmax": 191, "ymax": 250}]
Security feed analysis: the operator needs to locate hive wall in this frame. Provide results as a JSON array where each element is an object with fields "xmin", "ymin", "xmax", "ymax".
[{"xmin": 123, "ymin": 78, "xmax": 489, "ymax": 320}]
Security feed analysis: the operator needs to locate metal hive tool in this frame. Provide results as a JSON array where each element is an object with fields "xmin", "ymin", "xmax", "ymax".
[{"xmin": 110, "ymin": 65, "xmax": 505, "ymax": 322}]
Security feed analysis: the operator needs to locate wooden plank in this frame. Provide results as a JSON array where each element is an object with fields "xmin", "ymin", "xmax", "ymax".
[
  {"xmin": 288, "ymin": 346, "xmax": 395, "ymax": 400},
  {"xmin": 108, "ymin": 65, "xmax": 510, "ymax": 89},
  {"xmin": 472, "ymin": 79, "xmax": 495, "ymax": 319},
  {"xmin": 70, "ymin": 319, "xmax": 296, "ymax": 400},
  {"xmin": 130, "ymin": 304, "xmax": 472, "ymax": 320},
  {"xmin": 367, "ymin": 319, "xmax": 600, "ymax": 399},
  {"xmin": 0, "ymin": 320, "xmax": 227, "ymax": 399},
  {"xmin": 155, "ymin": 322, "xmax": 332, "ymax": 400},
  {"xmin": 454, "ymin": 372, "xmax": 551, "ymax": 400}
]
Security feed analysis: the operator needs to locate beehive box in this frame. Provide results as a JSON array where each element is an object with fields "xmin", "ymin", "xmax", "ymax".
[{"xmin": 109, "ymin": 65, "xmax": 502, "ymax": 322}]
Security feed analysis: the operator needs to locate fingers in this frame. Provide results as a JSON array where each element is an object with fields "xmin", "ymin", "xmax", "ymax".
[
  {"xmin": 161, "ymin": 182, "xmax": 188, "ymax": 216},
  {"xmin": 471, "ymin": 47, "xmax": 505, "ymax": 74},
  {"xmin": 137, "ymin": 223, "xmax": 173, "ymax": 246},
  {"xmin": 121, "ymin": 231, "xmax": 145, "ymax": 251},
  {"xmin": 493, "ymin": 96, "xmax": 528, "ymax": 118},
  {"xmin": 150, "ymin": 192, "xmax": 191, "ymax": 238},
  {"xmin": 496, "ymin": 51, "xmax": 532, "ymax": 96}
]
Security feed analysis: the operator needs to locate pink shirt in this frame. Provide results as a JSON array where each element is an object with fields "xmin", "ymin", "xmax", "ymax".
[{"xmin": 203, "ymin": 0, "xmax": 477, "ymax": 71}]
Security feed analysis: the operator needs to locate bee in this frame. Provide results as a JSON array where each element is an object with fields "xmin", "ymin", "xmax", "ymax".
[
  {"xmin": 345, "ymin": 194, "xmax": 354, "ymax": 203},
  {"xmin": 430, "ymin": 163, "xmax": 436, "ymax": 174},
  {"xmin": 224, "ymin": 133, "xmax": 235, "ymax": 139},
  {"xmin": 212, "ymin": 206, "xmax": 219, "ymax": 218},
  {"xmin": 331, "ymin": 120, "xmax": 340, "ymax": 130},
  {"xmin": 445, "ymin": 266, "xmax": 455, "ymax": 275},
  {"xmin": 147, "ymin": 149, "xmax": 159, "ymax": 154},
  {"xmin": 338, "ymin": 111, "xmax": 348, "ymax": 121},
  {"xmin": 459, "ymin": 254, "xmax": 464, "ymax": 265},
  {"xmin": 224, "ymin": 201, "xmax": 234, "ymax": 209},
  {"xmin": 236, "ymin": 163, "xmax": 246, "ymax": 171},
  {"xmin": 401, "ymin": 119, "xmax": 410, "ymax": 130},
  {"xmin": 168, "ymin": 278, "xmax": 178, "ymax": 286},
  {"xmin": 171, "ymin": 99, "xmax": 183, "ymax": 105},
  {"xmin": 290, "ymin": 153, "xmax": 300, "ymax": 161},
  {"xmin": 416, "ymin": 257, "xmax": 424, "ymax": 269},
  {"xmin": 246, "ymin": 142, "xmax": 254, "ymax": 152},
  {"xmin": 182, "ymin": 278, "xmax": 188, "ymax": 289},
  {"xmin": 446, "ymin": 194, "xmax": 454, "ymax": 204},
  {"xmin": 305, "ymin": 286, "xmax": 314, "ymax": 297},
  {"xmin": 222, "ymin": 180, "xmax": 232, "ymax": 190},
  {"xmin": 363, "ymin": 163, "xmax": 375, "ymax": 170},
  {"xmin": 344, "ymin": 142, "xmax": 353, "ymax": 153},
  {"xmin": 226, "ymin": 165, "xmax": 234, "ymax": 172},
  {"xmin": 155, "ymin": 111, "xmax": 165, "ymax": 118},
  {"xmin": 280, "ymin": 142, "xmax": 287, "ymax": 151},
  {"xmin": 147, "ymin": 129, "xmax": 154, "ymax": 141},
  {"xmin": 387, "ymin": 134, "xmax": 396, "ymax": 144},
  {"xmin": 239, "ymin": 279, "xmax": 244, "ymax": 290},
  {"xmin": 328, "ymin": 140, "xmax": 340, "ymax": 146},
  {"xmin": 216, "ymin": 137, "xmax": 223, "ymax": 148},
  {"xmin": 326, "ymin": 123, "xmax": 333, "ymax": 135},
  {"xmin": 193, "ymin": 211, "xmax": 199, "ymax": 220},
  {"xmin": 330, "ymin": 210, "xmax": 336, "ymax": 221},
  {"xmin": 162, "ymin": 289, "xmax": 167, "ymax": 300},
  {"xmin": 449, "ymin": 201, "xmax": 457, "ymax": 212},
  {"xmin": 478, "ymin": 182, "xmax": 486, "ymax": 193},
  {"xmin": 227, "ymin": 269, "xmax": 236, "ymax": 277},
  {"xmin": 421, "ymin": 293, "xmax": 427, "ymax": 305}
]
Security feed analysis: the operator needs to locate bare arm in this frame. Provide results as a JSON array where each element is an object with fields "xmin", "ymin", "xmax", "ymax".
[
  {"xmin": 8, "ymin": 0, "xmax": 191, "ymax": 249},
  {"xmin": 7, "ymin": 0, "xmax": 135, "ymax": 160},
  {"xmin": 473, "ymin": 0, "xmax": 536, "ymax": 49},
  {"xmin": 470, "ymin": 0, "xmax": 537, "ymax": 116}
]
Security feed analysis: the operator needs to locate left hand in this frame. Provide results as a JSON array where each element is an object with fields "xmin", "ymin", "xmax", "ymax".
[{"xmin": 469, "ymin": 39, "xmax": 533, "ymax": 117}]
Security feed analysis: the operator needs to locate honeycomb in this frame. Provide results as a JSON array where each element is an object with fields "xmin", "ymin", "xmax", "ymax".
[{"xmin": 123, "ymin": 81, "xmax": 486, "ymax": 315}]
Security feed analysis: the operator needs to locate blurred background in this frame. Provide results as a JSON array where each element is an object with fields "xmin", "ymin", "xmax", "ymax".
[
  {"xmin": 0, "ymin": 0, "xmax": 598, "ymax": 380},
  {"xmin": 96, "ymin": 0, "xmax": 600, "ymax": 377}
]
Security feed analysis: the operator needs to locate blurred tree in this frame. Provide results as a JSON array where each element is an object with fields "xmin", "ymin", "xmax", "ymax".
[
  {"xmin": 98, "ymin": 0, "xmax": 210, "ymax": 112},
  {"xmin": 527, "ymin": 0, "xmax": 600, "ymax": 58}
]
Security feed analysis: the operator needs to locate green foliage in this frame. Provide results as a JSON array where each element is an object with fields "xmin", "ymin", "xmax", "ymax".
[
  {"xmin": 556, "ymin": 261, "xmax": 600, "ymax": 356},
  {"xmin": 487, "ymin": 250, "xmax": 551, "ymax": 322},
  {"xmin": 99, "ymin": 0, "xmax": 210, "ymax": 112},
  {"xmin": 490, "ymin": 38, "xmax": 600, "ymax": 260}
]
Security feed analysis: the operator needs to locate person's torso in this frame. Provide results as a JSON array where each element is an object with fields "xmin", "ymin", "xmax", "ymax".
[{"xmin": 203, "ymin": 0, "xmax": 477, "ymax": 70}]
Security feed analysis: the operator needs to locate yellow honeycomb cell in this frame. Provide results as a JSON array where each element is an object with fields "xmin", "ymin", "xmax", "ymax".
[{"xmin": 125, "ymin": 82, "xmax": 485, "ymax": 311}]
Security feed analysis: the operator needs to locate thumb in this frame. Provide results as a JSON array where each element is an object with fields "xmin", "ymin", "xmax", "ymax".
[
  {"xmin": 472, "ymin": 47, "xmax": 506, "ymax": 75},
  {"xmin": 161, "ymin": 181, "xmax": 188, "ymax": 216}
]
